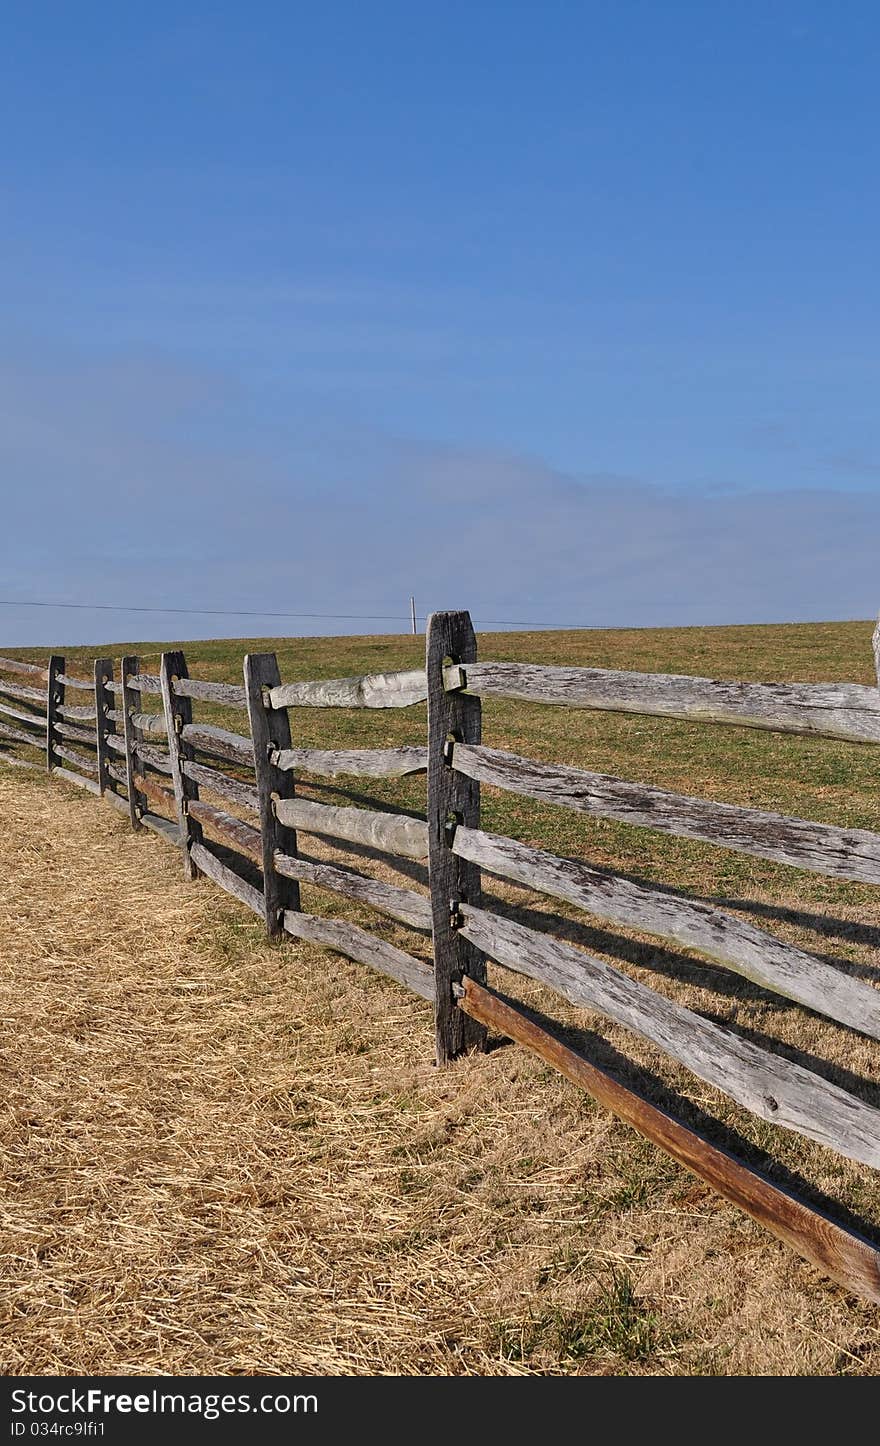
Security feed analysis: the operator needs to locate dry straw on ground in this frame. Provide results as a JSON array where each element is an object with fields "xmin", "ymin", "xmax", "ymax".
[{"xmin": 1, "ymin": 762, "xmax": 880, "ymax": 1376}]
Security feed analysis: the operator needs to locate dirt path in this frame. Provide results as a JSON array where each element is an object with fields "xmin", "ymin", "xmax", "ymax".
[{"xmin": 2, "ymin": 767, "xmax": 879, "ymax": 1375}]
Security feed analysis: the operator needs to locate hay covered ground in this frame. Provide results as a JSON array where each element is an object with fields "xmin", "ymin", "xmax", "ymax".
[{"xmin": 1, "ymin": 620, "xmax": 880, "ymax": 1374}]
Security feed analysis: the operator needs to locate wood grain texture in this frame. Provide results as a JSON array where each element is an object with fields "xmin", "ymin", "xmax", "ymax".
[
  {"xmin": 271, "ymin": 745, "xmax": 427, "ymax": 778},
  {"xmin": 274, "ymin": 796, "xmax": 428, "ymax": 859},
  {"xmin": 160, "ymin": 651, "xmax": 203, "ymax": 880},
  {"xmin": 56, "ymin": 672, "xmax": 95, "ymax": 691},
  {"xmin": 104, "ymin": 733, "xmax": 127, "ymax": 755},
  {"xmin": 458, "ymin": 978, "xmax": 880, "ymax": 1306},
  {"xmin": 450, "ymin": 661, "xmax": 880, "ymax": 744},
  {"xmin": 269, "ymin": 669, "xmax": 428, "ymax": 711},
  {"xmin": 274, "ymin": 851, "xmax": 432, "ymax": 930},
  {"xmin": 190, "ymin": 841, "xmax": 264, "ymax": 916},
  {"xmin": 452, "ymin": 826, "xmax": 880, "ymax": 1040},
  {"xmin": 0, "ymin": 655, "xmax": 48, "ymax": 679},
  {"xmin": 244, "ymin": 652, "xmax": 300, "ymax": 938},
  {"xmin": 181, "ymin": 722, "xmax": 254, "ymax": 766},
  {"xmin": 53, "ymin": 743, "xmax": 99, "ymax": 776},
  {"xmin": 55, "ymin": 721, "xmax": 97, "ymax": 746},
  {"xmin": 106, "ymin": 760, "xmax": 128, "ymax": 788},
  {"xmin": 282, "ymin": 910, "xmax": 434, "ymax": 1000},
  {"xmin": 452, "ymin": 743, "xmax": 880, "ymax": 885},
  {"xmin": 187, "ymin": 797, "xmax": 263, "ymax": 864},
  {"xmin": 0, "ymin": 719, "xmax": 44, "ymax": 748},
  {"xmin": 129, "ymin": 712, "xmax": 169, "ymax": 737},
  {"xmin": 182, "ymin": 759, "xmax": 260, "ymax": 813},
  {"xmin": 0, "ymin": 679, "xmax": 46, "ymax": 704},
  {"xmin": 57, "ymin": 703, "xmax": 96, "ymax": 722},
  {"xmin": 135, "ymin": 741, "xmax": 173, "ymax": 775},
  {"xmin": 46, "ymin": 655, "xmax": 64, "ymax": 773},
  {"xmin": 426, "ymin": 610, "xmax": 486, "ymax": 1064},
  {"xmin": 0, "ymin": 752, "xmax": 39, "ymax": 770},
  {"xmin": 172, "ymin": 676, "xmax": 248, "ymax": 707},
  {"xmin": 121, "ymin": 656, "xmax": 145, "ymax": 830},
  {"xmin": 0, "ymin": 700, "xmax": 46, "ymax": 728},
  {"xmin": 458, "ymin": 904, "xmax": 880, "ymax": 1169},
  {"xmin": 132, "ymin": 772, "xmax": 177, "ymax": 814}
]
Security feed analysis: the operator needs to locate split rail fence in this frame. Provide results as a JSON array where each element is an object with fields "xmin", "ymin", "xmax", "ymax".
[{"xmin": 1, "ymin": 612, "xmax": 880, "ymax": 1305}]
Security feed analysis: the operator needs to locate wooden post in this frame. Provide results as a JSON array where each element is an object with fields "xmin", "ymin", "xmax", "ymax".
[
  {"xmin": 410, "ymin": 596, "xmax": 417, "ymax": 635},
  {"xmin": 244, "ymin": 653, "xmax": 300, "ymax": 938},
  {"xmin": 160, "ymin": 650, "xmax": 203, "ymax": 879},
  {"xmin": 94, "ymin": 658, "xmax": 115, "ymax": 796},
  {"xmin": 425, "ymin": 610, "xmax": 486, "ymax": 1064},
  {"xmin": 121, "ymin": 655, "xmax": 146, "ymax": 829},
  {"xmin": 46, "ymin": 655, "xmax": 64, "ymax": 773}
]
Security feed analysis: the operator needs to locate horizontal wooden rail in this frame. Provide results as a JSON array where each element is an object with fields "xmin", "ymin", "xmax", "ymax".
[
  {"xmin": 51, "ymin": 765, "xmax": 101, "ymax": 796},
  {"xmin": 0, "ymin": 753, "xmax": 39, "ymax": 770},
  {"xmin": 282, "ymin": 910, "xmax": 434, "ymax": 999},
  {"xmin": 55, "ymin": 720, "xmax": 96, "ymax": 747},
  {"xmin": 187, "ymin": 798, "xmax": 263, "ymax": 863},
  {"xmin": 274, "ymin": 851, "xmax": 432, "ymax": 930},
  {"xmin": 452, "ymin": 743, "xmax": 880, "ymax": 885},
  {"xmin": 446, "ymin": 662, "xmax": 880, "ymax": 744},
  {"xmin": 0, "ymin": 679, "xmax": 46, "ymax": 704},
  {"xmin": 53, "ymin": 744, "xmax": 99, "ymax": 776},
  {"xmin": 57, "ymin": 702, "xmax": 96, "ymax": 722},
  {"xmin": 105, "ymin": 733, "xmax": 126, "ymax": 756},
  {"xmin": 271, "ymin": 745, "xmax": 427, "ymax": 778},
  {"xmin": 106, "ymin": 672, "xmax": 162, "ymax": 696},
  {"xmin": 130, "ymin": 712, "xmax": 167, "ymax": 737},
  {"xmin": 190, "ymin": 841, "xmax": 264, "ymax": 916},
  {"xmin": 457, "ymin": 903, "xmax": 880, "ymax": 1170},
  {"xmin": 180, "ymin": 722, "xmax": 254, "ymax": 766},
  {"xmin": 56, "ymin": 672, "xmax": 95, "ymax": 691},
  {"xmin": 182, "ymin": 759, "xmax": 260, "ymax": 812},
  {"xmin": 0, "ymin": 701, "xmax": 46, "ymax": 728},
  {"xmin": 0, "ymin": 719, "xmax": 44, "ymax": 748},
  {"xmin": 107, "ymin": 760, "xmax": 128, "ymax": 788},
  {"xmin": 0, "ymin": 655, "xmax": 48, "ymax": 680},
  {"xmin": 172, "ymin": 677, "xmax": 248, "ymax": 708},
  {"xmin": 141, "ymin": 812, "xmax": 181, "ymax": 844},
  {"xmin": 269, "ymin": 669, "xmax": 428, "ymax": 711},
  {"xmin": 452, "ymin": 826, "xmax": 880, "ymax": 1040},
  {"xmin": 458, "ymin": 979, "xmax": 880, "ymax": 1306},
  {"xmin": 135, "ymin": 742, "xmax": 172, "ymax": 775},
  {"xmin": 274, "ymin": 797, "xmax": 429, "ymax": 859}
]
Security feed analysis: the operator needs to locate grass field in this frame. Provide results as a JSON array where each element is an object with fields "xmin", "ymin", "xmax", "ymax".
[{"xmin": 2, "ymin": 619, "xmax": 880, "ymax": 1374}]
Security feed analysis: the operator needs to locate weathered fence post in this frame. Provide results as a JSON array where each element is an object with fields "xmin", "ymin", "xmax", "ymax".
[
  {"xmin": 94, "ymin": 658, "xmax": 115, "ymax": 797},
  {"xmin": 46, "ymin": 655, "xmax": 64, "ymax": 773},
  {"xmin": 244, "ymin": 653, "xmax": 300, "ymax": 938},
  {"xmin": 426, "ymin": 610, "xmax": 487, "ymax": 1064},
  {"xmin": 160, "ymin": 650, "xmax": 203, "ymax": 879},
  {"xmin": 121, "ymin": 655, "xmax": 145, "ymax": 830}
]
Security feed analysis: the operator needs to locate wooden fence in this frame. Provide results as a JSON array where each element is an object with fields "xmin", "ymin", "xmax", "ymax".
[{"xmin": 1, "ymin": 612, "xmax": 880, "ymax": 1306}]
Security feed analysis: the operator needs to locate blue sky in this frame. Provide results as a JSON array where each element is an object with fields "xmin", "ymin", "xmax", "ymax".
[{"xmin": 2, "ymin": 2, "xmax": 879, "ymax": 644}]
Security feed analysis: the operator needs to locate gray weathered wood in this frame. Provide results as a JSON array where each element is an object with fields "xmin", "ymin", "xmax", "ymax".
[
  {"xmin": 458, "ymin": 904, "xmax": 880, "ymax": 1169},
  {"xmin": 453, "ymin": 826, "xmax": 880, "ymax": 1040},
  {"xmin": 0, "ymin": 719, "xmax": 44, "ymax": 748},
  {"xmin": 0, "ymin": 699, "xmax": 47, "ymax": 728},
  {"xmin": 452, "ymin": 743, "xmax": 880, "ymax": 885},
  {"xmin": 271, "ymin": 745, "xmax": 427, "ymax": 778},
  {"xmin": 121, "ymin": 656, "xmax": 145, "ymax": 830},
  {"xmin": 0, "ymin": 752, "xmax": 39, "ymax": 770},
  {"xmin": 46, "ymin": 655, "xmax": 64, "ymax": 773},
  {"xmin": 244, "ymin": 653, "xmax": 299, "ymax": 936},
  {"xmin": 53, "ymin": 743, "xmax": 100, "ymax": 775},
  {"xmin": 130, "ymin": 712, "xmax": 168, "ymax": 737},
  {"xmin": 274, "ymin": 851, "xmax": 433, "ymax": 930},
  {"xmin": 172, "ymin": 676, "xmax": 248, "ymax": 708},
  {"xmin": 107, "ymin": 761, "xmax": 129, "ymax": 788},
  {"xmin": 187, "ymin": 798, "xmax": 263, "ymax": 863},
  {"xmin": 0, "ymin": 679, "xmax": 47, "ymax": 704},
  {"xmin": 160, "ymin": 650, "xmax": 203, "ymax": 880},
  {"xmin": 55, "ymin": 720, "xmax": 97, "ymax": 746},
  {"xmin": 448, "ymin": 662, "xmax": 880, "ymax": 744},
  {"xmin": 182, "ymin": 759, "xmax": 260, "ymax": 812},
  {"xmin": 51, "ymin": 765, "xmax": 101, "ymax": 795},
  {"xmin": 426, "ymin": 610, "xmax": 486, "ymax": 1064},
  {"xmin": 56, "ymin": 672, "xmax": 95, "ymax": 691},
  {"xmin": 57, "ymin": 703, "xmax": 97, "ymax": 722},
  {"xmin": 268, "ymin": 669, "xmax": 428, "ymax": 711},
  {"xmin": 141, "ymin": 811, "xmax": 181, "ymax": 845},
  {"xmin": 93, "ymin": 659, "xmax": 115, "ymax": 797},
  {"xmin": 135, "ymin": 741, "xmax": 173, "ymax": 775},
  {"xmin": 190, "ymin": 841, "xmax": 264, "ymax": 917},
  {"xmin": 106, "ymin": 672, "xmax": 162, "ymax": 695},
  {"xmin": 104, "ymin": 732, "xmax": 126, "ymax": 755},
  {"xmin": 180, "ymin": 722, "xmax": 254, "ymax": 766},
  {"xmin": 282, "ymin": 910, "xmax": 434, "ymax": 1001},
  {"xmin": 273, "ymin": 796, "xmax": 428, "ymax": 859},
  {"xmin": 0, "ymin": 655, "xmax": 48, "ymax": 679}
]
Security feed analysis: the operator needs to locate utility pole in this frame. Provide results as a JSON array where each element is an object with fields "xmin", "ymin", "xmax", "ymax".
[{"xmin": 410, "ymin": 596, "xmax": 417, "ymax": 635}]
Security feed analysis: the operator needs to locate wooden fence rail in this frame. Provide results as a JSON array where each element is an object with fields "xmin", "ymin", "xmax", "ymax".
[{"xmin": 1, "ymin": 615, "xmax": 880, "ymax": 1304}]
